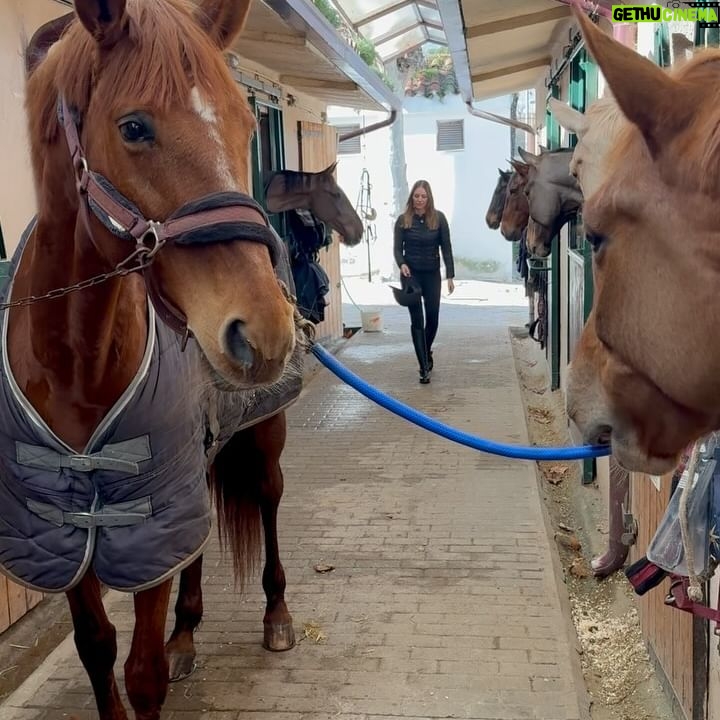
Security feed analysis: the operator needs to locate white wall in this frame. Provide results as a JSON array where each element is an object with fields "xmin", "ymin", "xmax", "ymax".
[{"xmin": 329, "ymin": 92, "xmax": 516, "ymax": 283}]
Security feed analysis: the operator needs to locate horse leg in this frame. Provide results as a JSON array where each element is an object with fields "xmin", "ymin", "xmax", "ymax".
[
  {"xmin": 252, "ymin": 414, "xmax": 294, "ymax": 651},
  {"xmin": 165, "ymin": 555, "xmax": 203, "ymax": 681},
  {"xmin": 124, "ymin": 579, "xmax": 173, "ymax": 720},
  {"xmin": 66, "ymin": 572, "xmax": 127, "ymax": 720},
  {"xmin": 211, "ymin": 413, "xmax": 293, "ymax": 652}
]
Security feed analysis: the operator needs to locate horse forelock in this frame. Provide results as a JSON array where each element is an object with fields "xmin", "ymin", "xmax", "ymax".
[{"xmin": 29, "ymin": 0, "xmax": 240, "ymax": 145}]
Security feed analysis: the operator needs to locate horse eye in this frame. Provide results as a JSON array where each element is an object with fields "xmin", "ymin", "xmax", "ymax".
[
  {"xmin": 118, "ymin": 115, "xmax": 155, "ymax": 144},
  {"xmin": 586, "ymin": 232, "xmax": 607, "ymax": 253}
]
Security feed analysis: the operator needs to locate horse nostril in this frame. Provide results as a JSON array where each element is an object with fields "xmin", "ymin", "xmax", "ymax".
[
  {"xmin": 588, "ymin": 424, "xmax": 612, "ymax": 446},
  {"xmin": 224, "ymin": 320, "xmax": 254, "ymax": 368}
]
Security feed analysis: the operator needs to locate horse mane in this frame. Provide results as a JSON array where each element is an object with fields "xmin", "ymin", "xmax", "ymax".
[
  {"xmin": 266, "ymin": 169, "xmax": 315, "ymax": 197},
  {"xmin": 27, "ymin": 0, "xmax": 235, "ymax": 146}
]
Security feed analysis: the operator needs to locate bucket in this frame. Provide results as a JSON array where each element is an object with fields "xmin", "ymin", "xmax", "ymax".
[{"xmin": 360, "ymin": 308, "xmax": 383, "ymax": 333}]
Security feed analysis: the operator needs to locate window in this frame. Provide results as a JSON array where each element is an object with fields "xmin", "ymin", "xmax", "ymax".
[
  {"xmin": 696, "ymin": 17, "xmax": 720, "ymax": 48},
  {"xmin": 249, "ymin": 98, "xmax": 285, "ymax": 235},
  {"xmin": 654, "ymin": 23, "xmax": 671, "ymax": 67},
  {"xmin": 436, "ymin": 120, "xmax": 464, "ymax": 151},
  {"xmin": 335, "ymin": 125, "xmax": 361, "ymax": 155}
]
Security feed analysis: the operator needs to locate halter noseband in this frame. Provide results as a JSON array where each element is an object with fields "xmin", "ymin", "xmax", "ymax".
[{"xmin": 59, "ymin": 97, "xmax": 279, "ymax": 340}]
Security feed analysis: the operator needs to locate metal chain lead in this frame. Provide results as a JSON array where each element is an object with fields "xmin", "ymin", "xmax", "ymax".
[{"xmin": 0, "ymin": 232, "xmax": 165, "ymax": 312}]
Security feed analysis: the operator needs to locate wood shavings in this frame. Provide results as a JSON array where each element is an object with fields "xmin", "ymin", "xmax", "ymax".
[{"xmin": 302, "ymin": 621, "xmax": 327, "ymax": 644}]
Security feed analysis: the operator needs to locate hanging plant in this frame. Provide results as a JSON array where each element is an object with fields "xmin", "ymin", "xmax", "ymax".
[
  {"xmin": 312, "ymin": 0, "xmax": 342, "ymax": 29},
  {"xmin": 405, "ymin": 49, "xmax": 459, "ymax": 99}
]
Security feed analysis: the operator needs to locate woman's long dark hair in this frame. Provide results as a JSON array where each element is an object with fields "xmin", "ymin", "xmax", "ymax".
[{"xmin": 402, "ymin": 179, "xmax": 438, "ymax": 230}]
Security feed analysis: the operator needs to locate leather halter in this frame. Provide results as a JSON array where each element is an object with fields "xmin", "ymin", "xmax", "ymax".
[{"xmin": 59, "ymin": 97, "xmax": 278, "ymax": 339}]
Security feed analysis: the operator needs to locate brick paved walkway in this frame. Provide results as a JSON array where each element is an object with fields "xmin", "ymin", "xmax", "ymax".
[{"xmin": 2, "ymin": 300, "xmax": 588, "ymax": 720}]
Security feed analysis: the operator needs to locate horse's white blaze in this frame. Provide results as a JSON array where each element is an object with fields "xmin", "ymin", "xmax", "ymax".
[{"xmin": 190, "ymin": 87, "xmax": 236, "ymax": 191}]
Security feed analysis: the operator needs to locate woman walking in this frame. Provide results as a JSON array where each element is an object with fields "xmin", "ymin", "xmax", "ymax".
[{"xmin": 393, "ymin": 180, "xmax": 455, "ymax": 384}]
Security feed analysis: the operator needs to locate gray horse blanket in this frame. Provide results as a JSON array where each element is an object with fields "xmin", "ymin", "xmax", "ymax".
[{"xmin": 0, "ymin": 220, "xmax": 302, "ymax": 593}]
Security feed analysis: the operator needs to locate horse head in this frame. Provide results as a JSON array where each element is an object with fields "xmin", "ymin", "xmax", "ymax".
[
  {"xmin": 549, "ymin": 95, "xmax": 624, "ymax": 197},
  {"xmin": 264, "ymin": 163, "xmax": 363, "ymax": 245},
  {"xmin": 486, "ymin": 168, "xmax": 512, "ymax": 229},
  {"xmin": 517, "ymin": 146, "xmax": 582, "ymax": 258},
  {"xmin": 567, "ymin": 8, "xmax": 720, "ymax": 473},
  {"xmin": 23, "ymin": 0, "xmax": 296, "ymax": 391},
  {"xmin": 500, "ymin": 164, "xmax": 529, "ymax": 242}
]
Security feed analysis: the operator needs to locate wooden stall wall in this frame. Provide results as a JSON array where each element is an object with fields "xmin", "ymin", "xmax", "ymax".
[
  {"xmin": 630, "ymin": 472, "xmax": 701, "ymax": 719},
  {"xmin": 297, "ymin": 120, "xmax": 343, "ymax": 342},
  {"xmin": 0, "ymin": 579, "xmax": 43, "ymax": 634}
]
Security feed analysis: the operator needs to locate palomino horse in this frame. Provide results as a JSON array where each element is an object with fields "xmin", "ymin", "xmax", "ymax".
[
  {"xmin": 0, "ymin": 2, "xmax": 353, "ymax": 718},
  {"xmin": 265, "ymin": 163, "xmax": 364, "ymax": 244},
  {"xmin": 485, "ymin": 168, "xmax": 512, "ymax": 229},
  {"xmin": 549, "ymin": 95, "xmax": 633, "ymax": 578},
  {"xmin": 548, "ymin": 95, "xmax": 624, "ymax": 196},
  {"xmin": 515, "ymin": 147, "xmax": 583, "ymax": 257},
  {"xmin": 567, "ymin": 9, "xmax": 720, "ymax": 474}
]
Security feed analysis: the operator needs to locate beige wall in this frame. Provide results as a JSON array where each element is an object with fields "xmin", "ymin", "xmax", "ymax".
[
  {"xmin": 1, "ymin": 1, "xmax": 330, "ymax": 254},
  {"xmin": 1, "ymin": 1, "xmax": 66, "ymax": 255}
]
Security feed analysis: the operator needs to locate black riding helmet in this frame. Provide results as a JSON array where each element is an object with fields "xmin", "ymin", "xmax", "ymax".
[{"xmin": 391, "ymin": 275, "xmax": 422, "ymax": 307}]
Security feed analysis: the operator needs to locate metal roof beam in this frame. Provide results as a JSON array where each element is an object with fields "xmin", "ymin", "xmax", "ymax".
[
  {"xmin": 263, "ymin": 0, "xmax": 400, "ymax": 111},
  {"xmin": 370, "ymin": 22, "xmax": 423, "ymax": 46},
  {"xmin": 380, "ymin": 38, "xmax": 444, "ymax": 62},
  {"xmin": 435, "ymin": 0, "xmax": 472, "ymax": 101},
  {"xmin": 465, "ymin": 7, "xmax": 571, "ymax": 40}
]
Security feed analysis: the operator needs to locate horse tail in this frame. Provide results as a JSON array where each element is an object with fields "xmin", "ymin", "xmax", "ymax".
[{"xmin": 208, "ymin": 430, "xmax": 264, "ymax": 590}]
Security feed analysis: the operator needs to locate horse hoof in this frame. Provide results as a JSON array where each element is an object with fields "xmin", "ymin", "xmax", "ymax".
[
  {"xmin": 591, "ymin": 551, "xmax": 627, "ymax": 578},
  {"xmin": 167, "ymin": 653, "xmax": 197, "ymax": 682},
  {"xmin": 263, "ymin": 622, "xmax": 295, "ymax": 651}
]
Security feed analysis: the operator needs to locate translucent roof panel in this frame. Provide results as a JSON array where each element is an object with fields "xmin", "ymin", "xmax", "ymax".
[
  {"xmin": 334, "ymin": 0, "xmax": 446, "ymax": 60},
  {"xmin": 418, "ymin": 6, "xmax": 442, "ymax": 25},
  {"xmin": 374, "ymin": 24, "xmax": 427, "ymax": 60},
  {"xmin": 426, "ymin": 27, "xmax": 446, "ymax": 44},
  {"xmin": 340, "ymin": 0, "xmax": 406, "ymax": 25},
  {"xmin": 360, "ymin": 6, "xmax": 419, "ymax": 45}
]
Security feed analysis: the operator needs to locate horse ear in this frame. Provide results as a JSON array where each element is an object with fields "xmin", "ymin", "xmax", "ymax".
[
  {"xmin": 510, "ymin": 160, "xmax": 529, "ymax": 177},
  {"xmin": 548, "ymin": 97, "xmax": 587, "ymax": 136},
  {"xmin": 195, "ymin": 0, "xmax": 252, "ymax": 50},
  {"xmin": 74, "ymin": 0, "xmax": 127, "ymax": 50},
  {"xmin": 517, "ymin": 147, "xmax": 539, "ymax": 166},
  {"xmin": 324, "ymin": 161, "xmax": 338, "ymax": 176},
  {"xmin": 25, "ymin": 12, "xmax": 74, "ymax": 75},
  {"xmin": 573, "ymin": 6, "xmax": 684, "ymax": 155}
]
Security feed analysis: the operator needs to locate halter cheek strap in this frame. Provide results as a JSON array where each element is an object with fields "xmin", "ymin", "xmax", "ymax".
[{"xmin": 59, "ymin": 97, "xmax": 280, "ymax": 340}]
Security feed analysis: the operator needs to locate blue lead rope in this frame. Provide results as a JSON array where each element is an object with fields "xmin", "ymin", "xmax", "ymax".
[{"xmin": 311, "ymin": 343, "xmax": 610, "ymax": 461}]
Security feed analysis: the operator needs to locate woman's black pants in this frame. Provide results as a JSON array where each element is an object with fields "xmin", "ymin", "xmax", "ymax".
[{"xmin": 407, "ymin": 269, "xmax": 441, "ymax": 355}]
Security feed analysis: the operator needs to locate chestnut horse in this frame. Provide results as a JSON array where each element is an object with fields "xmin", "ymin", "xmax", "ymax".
[
  {"xmin": 567, "ymin": 9, "xmax": 720, "ymax": 474},
  {"xmin": 0, "ymin": 1, "xmax": 359, "ymax": 718},
  {"xmin": 500, "ymin": 166, "xmax": 530, "ymax": 243}
]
